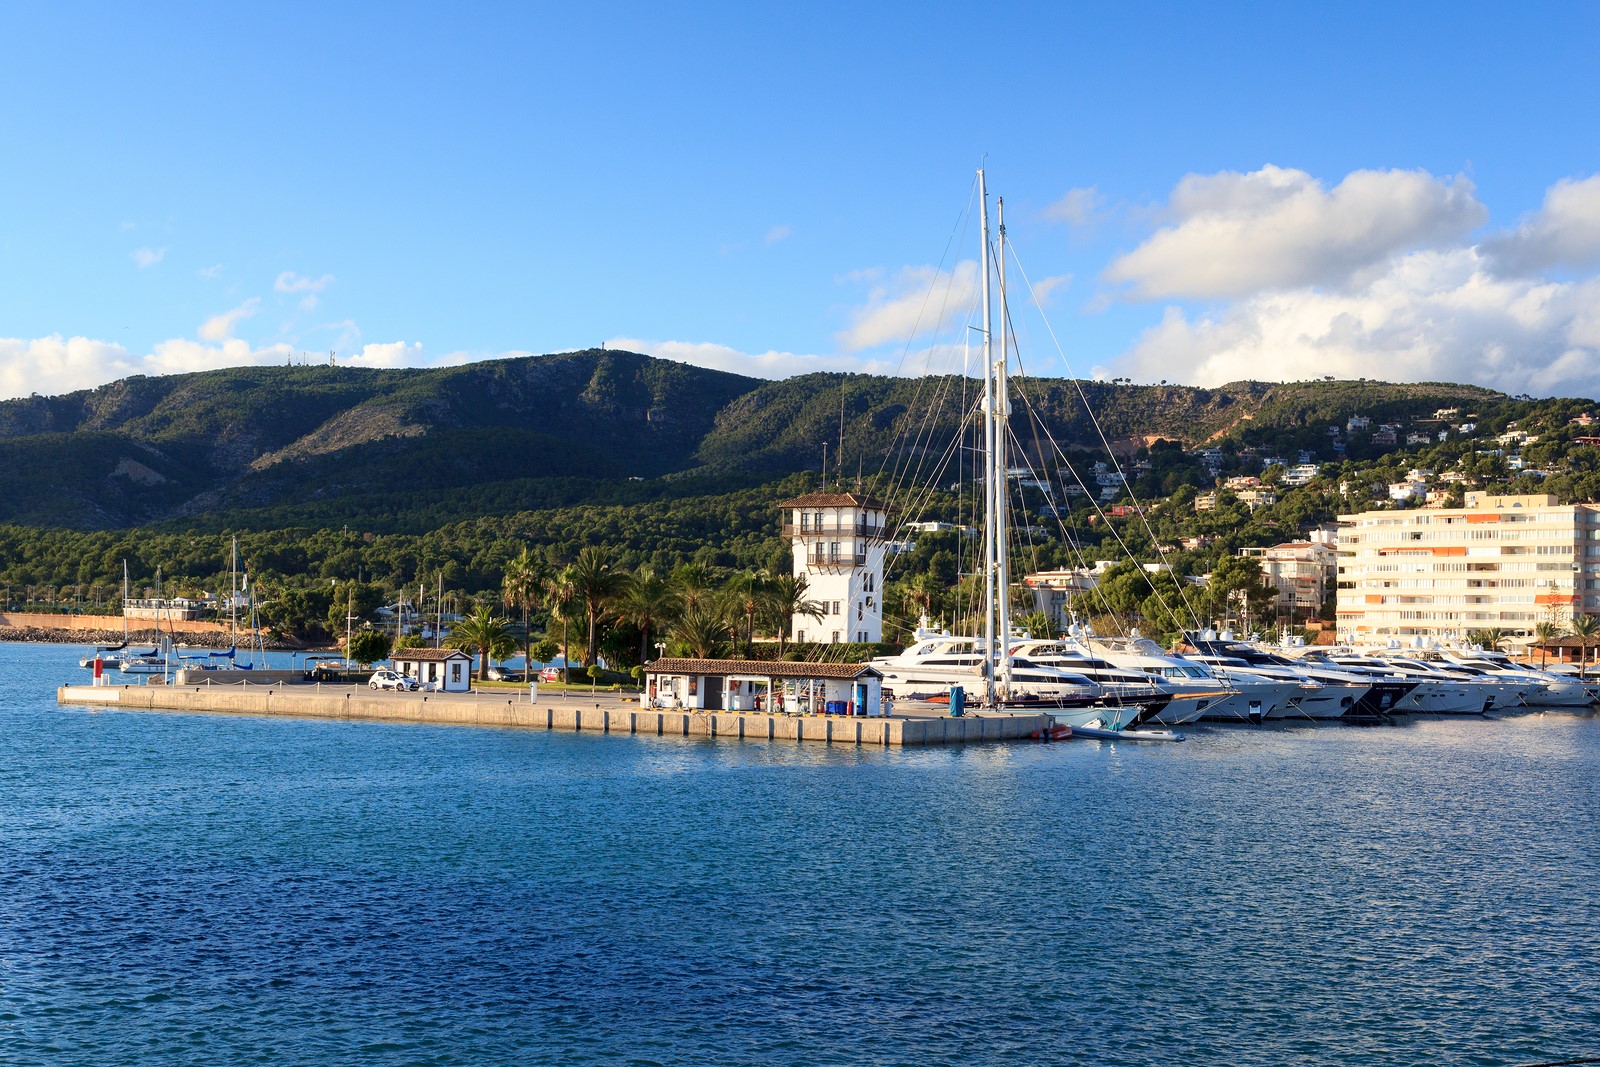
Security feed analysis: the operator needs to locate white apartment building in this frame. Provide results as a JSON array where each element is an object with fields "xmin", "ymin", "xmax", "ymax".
[
  {"xmin": 1336, "ymin": 493, "xmax": 1600, "ymax": 642},
  {"xmin": 1241, "ymin": 541, "xmax": 1336, "ymax": 616},
  {"xmin": 1020, "ymin": 568, "xmax": 1101, "ymax": 632},
  {"xmin": 780, "ymin": 492, "xmax": 888, "ymax": 645}
]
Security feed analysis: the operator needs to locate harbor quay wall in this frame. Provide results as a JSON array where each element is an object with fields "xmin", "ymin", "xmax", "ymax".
[
  {"xmin": 0, "ymin": 612, "xmax": 254, "ymax": 635},
  {"xmin": 55, "ymin": 684, "xmax": 1052, "ymax": 747}
]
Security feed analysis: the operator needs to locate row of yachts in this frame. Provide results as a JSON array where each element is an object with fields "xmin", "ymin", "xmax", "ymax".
[{"xmin": 868, "ymin": 628, "xmax": 1600, "ymax": 734}]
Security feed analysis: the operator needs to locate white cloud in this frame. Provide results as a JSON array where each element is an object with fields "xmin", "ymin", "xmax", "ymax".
[
  {"xmin": 198, "ymin": 298, "xmax": 261, "ymax": 342},
  {"xmin": 1044, "ymin": 186, "xmax": 1102, "ymax": 226},
  {"xmin": 344, "ymin": 342, "xmax": 425, "ymax": 368},
  {"xmin": 197, "ymin": 263, "xmax": 224, "ymax": 279},
  {"xmin": 0, "ymin": 335, "xmax": 140, "ymax": 399},
  {"xmin": 274, "ymin": 271, "xmax": 334, "ymax": 293},
  {"xmin": 836, "ymin": 260, "xmax": 980, "ymax": 351},
  {"xmin": 1106, "ymin": 165, "xmax": 1486, "ymax": 299},
  {"xmin": 765, "ymin": 224, "xmax": 792, "ymax": 244},
  {"xmin": 145, "ymin": 337, "xmax": 294, "ymax": 376},
  {"xmin": 609, "ymin": 337, "xmax": 900, "ymax": 379},
  {"xmin": 131, "ymin": 247, "xmax": 166, "ymax": 269},
  {"xmin": 1120, "ymin": 247, "xmax": 1600, "ymax": 399},
  {"xmin": 0, "ymin": 332, "xmax": 482, "ymax": 400},
  {"xmin": 1483, "ymin": 174, "xmax": 1600, "ymax": 275},
  {"xmin": 1027, "ymin": 274, "xmax": 1072, "ymax": 306}
]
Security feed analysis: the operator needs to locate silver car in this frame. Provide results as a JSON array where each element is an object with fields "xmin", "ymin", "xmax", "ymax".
[{"xmin": 369, "ymin": 669, "xmax": 420, "ymax": 692}]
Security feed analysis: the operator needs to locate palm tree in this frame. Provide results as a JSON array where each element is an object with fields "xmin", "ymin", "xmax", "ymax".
[
  {"xmin": 1015, "ymin": 610, "xmax": 1055, "ymax": 640},
  {"xmin": 1569, "ymin": 613, "xmax": 1600, "ymax": 680},
  {"xmin": 1534, "ymin": 620, "xmax": 1567, "ymax": 668},
  {"xmin": 501, "ymin": 548, "xmax": 543, "ymax": 676},
  {"xmin": 671, "ymin": 563, "xmax": 718, "ymax": 613},
  {"xmin": 447, "ymin": 605, "xmax": 517, "ymax": 682},
  {"xmin": 726, "ymin": 570, "xmax": 772, "ymax": 657},
  {"xmin": 544, "ymin": 567, "xmax": 576, "ymax": 683},
  {"xmin": 670, "ymin": 602, "xmax": 733, "ymax": 660},
  {"xmin": 1469, "ymin": 627, "xmax": 1506, "ymax": 652},
  {"xmin": 763, "ymin": 573, "xmax": 826, "ymax": 658},
  {"xmin": 615, "ymin": 567, "xmax": 681, "ymax": 666},
  {"xmin": 567, "ymin": 546, "xmax": 628, "ymax": 669}
]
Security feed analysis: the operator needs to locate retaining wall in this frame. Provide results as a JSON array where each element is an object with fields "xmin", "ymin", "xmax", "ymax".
[{"xmin": 57, "ymin": 685, "xmax": 1050, "ymax": 747}]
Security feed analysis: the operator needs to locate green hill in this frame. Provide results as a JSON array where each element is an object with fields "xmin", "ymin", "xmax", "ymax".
[{"xmin": 0, "ymin": 348, "xmax": 1547, "ymax": 536}]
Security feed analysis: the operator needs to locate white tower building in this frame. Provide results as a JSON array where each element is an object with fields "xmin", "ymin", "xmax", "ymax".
[{"xmin": 779, "ymin": 492, "xmax": 888, "ymax": 645}]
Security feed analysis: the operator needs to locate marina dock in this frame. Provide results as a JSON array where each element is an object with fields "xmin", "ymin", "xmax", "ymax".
[{"xmin": 55, "ymin": 682, "xmax": 1053, "ymax": 747}]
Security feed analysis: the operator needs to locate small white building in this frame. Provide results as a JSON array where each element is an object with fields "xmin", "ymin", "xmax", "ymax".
[
  {"xmin": 644, "ymin": 658, "xmax": 884, "ymax": 716},
  {"xmin": 393, "ymin": 647, "xmax": 474, "ymax": 692}
]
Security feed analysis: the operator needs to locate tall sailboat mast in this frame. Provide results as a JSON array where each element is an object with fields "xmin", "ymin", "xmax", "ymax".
[
  {"xmin": 230, "ymin": 537, "xmax": 239, "ymax": 641},
  {"xmin": 995, "ymin": 196, "xmax": 1013, "ymax": 695},
  {"xmin": 977, "ymin": 168, "xmax": 997, "ymax": 706}
]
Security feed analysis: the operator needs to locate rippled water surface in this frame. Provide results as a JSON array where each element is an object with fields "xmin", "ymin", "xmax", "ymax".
[{"xmin": 5, "ymin": 643, "xmax": 1600, "ymax": 1065}]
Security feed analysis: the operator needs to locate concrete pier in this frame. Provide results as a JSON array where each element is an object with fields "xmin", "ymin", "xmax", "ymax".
[{"xmin": 56, "ymin": 683, "xmax": 1053, "ymax": 747}]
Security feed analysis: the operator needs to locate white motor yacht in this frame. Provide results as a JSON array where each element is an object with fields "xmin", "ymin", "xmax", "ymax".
[
  {"xmin": 1008, "ymin": 638, "xmax": 1212, "ymax": 725},
  {"xmin": 1184, "ymin": 633, "xmax": 1388, "ymax": 720},
  {"xmin": 870, "ymin": 633, "xmax": 1104, "ymax": 707},
  {"xmin": 1371, "ymin": 649, "xmax": 1529, "ymax": 709},
  {"xmin": 1306, "ymin": 650, "xmax": 1488, "ymax": 715},
  {"xmin": 1084, "ymin": 633, "xmax": 1300, "ymax": 724},
  {"xmin": 1541, "ymin": 663, "xmax": 1600, "ymax": 704},
  {"xmin": 1434, "ymin": 648, "xmax": 1595, "ymax": 707}
]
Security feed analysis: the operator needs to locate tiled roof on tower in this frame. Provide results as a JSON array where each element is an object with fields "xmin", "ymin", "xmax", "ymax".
[{"xmin": 776, "ymin": 492, "xmax": 887, "ymax": 509}]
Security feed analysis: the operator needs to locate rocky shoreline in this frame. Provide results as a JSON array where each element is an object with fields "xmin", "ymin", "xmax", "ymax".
[{"xmin": 1, "ymin": 626, "xmax": 312, "ymax": 650}]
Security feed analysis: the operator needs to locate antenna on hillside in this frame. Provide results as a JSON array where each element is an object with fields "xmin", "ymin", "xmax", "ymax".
[
  {"xmin": 838, "ymin": 379, "xmax": 847, "ymax": 491},
  {"xmin": 821, "ymin": 442, "xmax": 828, "ymax": 490},
  {"xmin": 329, "ymin": 350, "xmax": 336, "ymax": 366}
]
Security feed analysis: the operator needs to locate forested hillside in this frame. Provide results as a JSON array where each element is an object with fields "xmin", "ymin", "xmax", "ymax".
[
  {"xmin": 5, "ymin": 348, "xmax": 1596, "ymax": 650},
  {"xmin": 0, "ymin": 349, "xmax": 1524, "ymax": 531}
]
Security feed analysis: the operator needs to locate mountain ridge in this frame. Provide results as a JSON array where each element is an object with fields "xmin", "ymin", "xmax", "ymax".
[{"xmin": 0, "ymin": 349, "xmax": 1531, "ymax": 531}]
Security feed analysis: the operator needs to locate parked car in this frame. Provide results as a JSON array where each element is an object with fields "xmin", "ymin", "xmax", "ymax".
[
  {"xmin": 538, "ymin": 666, "xmax": 564, "ymax": 682},
  {"xmin": 369, "ymin": 669, "xmax": 420, "ymax": 692},
  {"xmin": 486, "ymin": 666, "xmax": 525, "ymax": 682}
]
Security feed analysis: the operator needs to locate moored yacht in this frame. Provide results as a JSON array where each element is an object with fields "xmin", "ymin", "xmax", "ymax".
[
  {"xmin": 1008, "ymin": 638, "xmax": 1211, "ymax": 725},
  {"xmin": 1183, "ymin": 633, "xmax": 1387, "ymax": 720},
  {"xmin": 870, "ymin": 632, "xmax": 1104, "ymax": 707},
  {"xmin": 1434, "ymin": 648, "xmax": 1595, "ymax": 707},
  {"xmin": 1300, "ymin": 650, "xmax": 1487, "ymax": 715},
  {"xmin": 1084, "ymin": 633, "xmax": 1300, "ymax": 724}
]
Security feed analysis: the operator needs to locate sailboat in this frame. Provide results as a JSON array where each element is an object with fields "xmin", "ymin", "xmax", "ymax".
[
  {"xmin": 872, "ymin": 170, "xmax": 1160, "ymax": 734},
  {"xmin": 118, "ymin": 565, "xmax": 172, "ymax": 676},
  {"xmin": 79, "ymin": 561, "xmax": 148, "ymax": 670}
]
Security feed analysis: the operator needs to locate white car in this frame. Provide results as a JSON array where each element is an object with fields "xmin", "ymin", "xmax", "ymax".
[{"xmin": 369, "ymin": 669, "xmax": 420, "ymax": 692}]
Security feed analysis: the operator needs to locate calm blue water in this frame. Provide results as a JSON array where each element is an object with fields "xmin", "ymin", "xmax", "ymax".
[{"xmin": 6, "ymin": 642, "xmax": 1600, "ymax": 1066}]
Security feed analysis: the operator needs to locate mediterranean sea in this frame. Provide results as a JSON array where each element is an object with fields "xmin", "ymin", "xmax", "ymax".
[{"xmin": 4, "ymin": 642, "xmax": 1598, "ymax": 1066}]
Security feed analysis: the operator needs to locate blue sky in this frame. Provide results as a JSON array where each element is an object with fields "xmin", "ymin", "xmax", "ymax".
[{"xmin": 3, "ymin": 2, "xmax": 1599, "ymax": 399}]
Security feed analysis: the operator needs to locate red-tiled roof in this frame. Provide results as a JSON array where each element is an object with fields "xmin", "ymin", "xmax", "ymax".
[
  {"xmin": 776, "ymin": 492, "xmax": 888, "ymax": 510},
  {"xmin": 645, "ymin": 657, "xmax": 881, "ymax": 680},
  {"xmin": 393, "ymin": 648, "xmax": 474, "ymax": 662}
]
